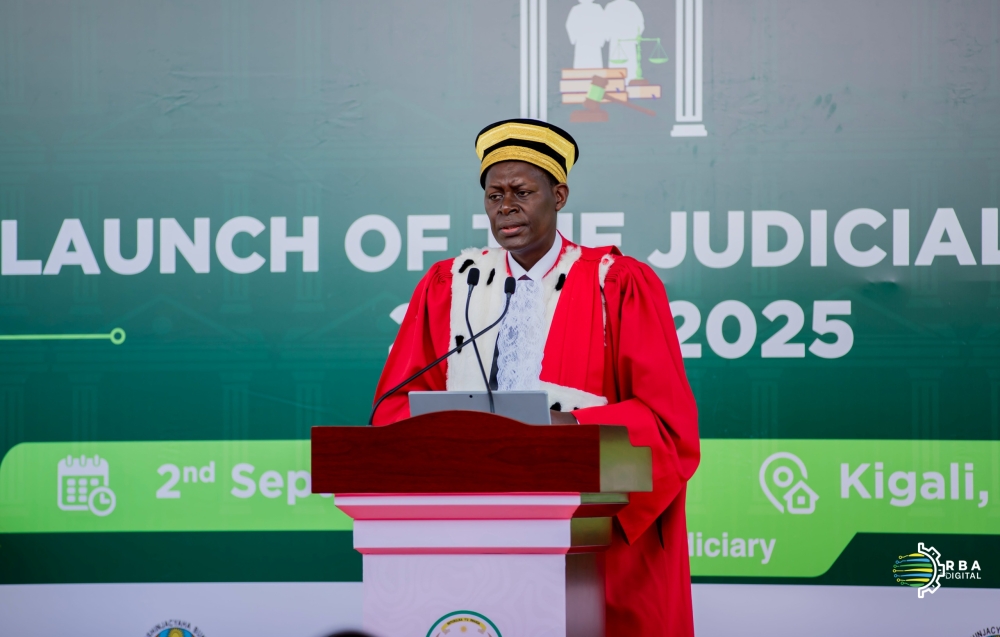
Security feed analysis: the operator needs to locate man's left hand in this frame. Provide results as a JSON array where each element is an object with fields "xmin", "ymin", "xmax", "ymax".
[{"xmin": 550, "ymin": 409, "xmax": 578, "ymax": 425}]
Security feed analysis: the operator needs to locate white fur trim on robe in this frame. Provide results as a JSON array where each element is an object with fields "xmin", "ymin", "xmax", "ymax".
[
  {"xmin": 446, "ymin": 244, "xmax": 607, "ymax": 412},
  {"xmin": 541, "ymin": 381, "xmax": 608, "ymax": 412},
  {"xmin": 446, "ymin": 247, "xmax": 508, "ymax": 392}
]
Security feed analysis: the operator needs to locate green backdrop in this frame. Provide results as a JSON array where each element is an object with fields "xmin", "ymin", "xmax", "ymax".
[{"xmin": 0, "ymin": 0, "xmax": 997, "ymax": 590}]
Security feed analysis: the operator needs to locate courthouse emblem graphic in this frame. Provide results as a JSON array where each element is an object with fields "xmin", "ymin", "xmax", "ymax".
[{"xmin": 520, "ymin": 0, "xmax": 707, "ymax": 134}]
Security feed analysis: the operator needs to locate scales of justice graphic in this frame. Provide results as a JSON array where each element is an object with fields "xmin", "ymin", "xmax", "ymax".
[
  {"xmin": 564, "ymin": 28, "xmax": 668, "ymax": 123},
  {"xmin": 611, "ymin": 31, "xmax": 670, "ymax": 82},
  {"xmin": 518, "ymin": 0, "xmax": 708, "ymax": 135}
]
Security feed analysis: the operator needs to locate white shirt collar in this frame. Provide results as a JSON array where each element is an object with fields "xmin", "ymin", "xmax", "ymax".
[{"xmin": 507, "ymin": 232, "xmax": 563, "ymax": 281}]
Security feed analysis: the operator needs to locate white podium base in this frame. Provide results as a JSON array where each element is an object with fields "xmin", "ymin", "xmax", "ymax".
[
  {"xmin": 336, "ymin": 493, "xmax": 621, "ymax": 637},
  {"xmin": 363, "ymin": 553, "xmax": 604, "ymax": 637},
  {"xmin": 670, "ymin": 123, "xmax": 708, "ymax": 137}
]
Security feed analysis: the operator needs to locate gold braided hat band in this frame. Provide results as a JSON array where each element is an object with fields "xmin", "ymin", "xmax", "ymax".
[
  {"xmin": 475, "ymin": 119, "xmax": 580, "ymax": 187},
  {"xmin": 480, "ymin": 146, "xmax": 567, "ymax": 185}
]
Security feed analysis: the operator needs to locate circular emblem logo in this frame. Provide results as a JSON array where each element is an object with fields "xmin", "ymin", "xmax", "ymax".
[
  {"xmin": 426, "ymin": 611, "xmax": 501, "ymax": 637},
  {"xmin": 144, "ymin": 619, "xmax": 205, "ymax": 637}
]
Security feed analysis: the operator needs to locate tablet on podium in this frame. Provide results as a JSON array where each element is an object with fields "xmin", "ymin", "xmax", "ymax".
[{"xmin": 408, "ymin": 390, "xmax": 552, "ymax": 424}]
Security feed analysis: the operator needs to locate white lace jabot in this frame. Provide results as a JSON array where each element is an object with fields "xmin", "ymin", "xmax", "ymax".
[{"xmin": 497, "ymin": 234, "xmax": 562, "ymax": 391}]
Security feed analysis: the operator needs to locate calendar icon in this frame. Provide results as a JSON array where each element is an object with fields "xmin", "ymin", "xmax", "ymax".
[{"xmin": 57, "ymin": 455, "xmax": 116, "ymax": 517}]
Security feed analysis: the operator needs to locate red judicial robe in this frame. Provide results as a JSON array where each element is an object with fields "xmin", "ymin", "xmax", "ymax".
[{"xmin": 373, "ymin": 237, "xmax": 700, "ymax": 636}]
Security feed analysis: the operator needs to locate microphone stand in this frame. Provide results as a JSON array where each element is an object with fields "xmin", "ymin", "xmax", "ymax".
[
  {"xmin": 464, "ymin": 268, "xmax": 495, "ymax": 414},
  {"xmin": 368, "ymin": 277, "xmax": 516, "ymax": 426}
]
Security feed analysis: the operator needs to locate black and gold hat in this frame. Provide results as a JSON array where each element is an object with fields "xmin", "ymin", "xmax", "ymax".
[{"xmin": 475, "ymin": 119, "xmax": 580, "ymax": 188}]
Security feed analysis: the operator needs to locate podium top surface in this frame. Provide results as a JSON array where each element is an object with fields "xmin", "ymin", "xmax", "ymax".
[{"xmin": 311, "ymin": 410, "xmax": 652, "ymax": 495}]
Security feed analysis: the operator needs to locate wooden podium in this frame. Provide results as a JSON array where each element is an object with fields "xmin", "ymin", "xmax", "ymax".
[{"xmin": 311, "ymin": 411, "xmax": 651, "ymax": 637}]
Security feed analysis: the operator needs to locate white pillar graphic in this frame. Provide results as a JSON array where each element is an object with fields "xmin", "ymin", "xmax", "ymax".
[
  {"xmin": 520, "ymin": 0, "xmax": 548, "ymax": 121},
  {"xmin": 520, "ymin": 0, "xmax": 528, "ymax": 118},
  {"xmin": 670, "ymin": 0, "xmax": 708, "ymax": 137}
]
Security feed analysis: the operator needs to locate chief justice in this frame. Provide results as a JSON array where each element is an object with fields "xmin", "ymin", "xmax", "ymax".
[{"xmin": 373, "ymin": 119, "xmax": 700, "ymax": 636}]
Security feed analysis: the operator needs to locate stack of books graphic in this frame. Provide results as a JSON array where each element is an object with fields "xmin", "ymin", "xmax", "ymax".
[
  {"xmin": 626, "ymin": 84, "xmax": 662, "ymax": 99},
  {"xmin": 559, "ymin": 69, "xmax": 662, "ymax": 104}
]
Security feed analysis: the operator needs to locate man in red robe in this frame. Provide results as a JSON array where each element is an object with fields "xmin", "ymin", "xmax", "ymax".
[{"xmin": 372, "ymin": 119, "xmax": 700, "ymax": 636}]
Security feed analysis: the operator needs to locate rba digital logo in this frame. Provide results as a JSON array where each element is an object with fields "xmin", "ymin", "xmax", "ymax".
[
  {"xmin": 894, "ymin": 542, "xmax": 944, "ymax": 598},
  {"xmin": 759, "ymin": 452, "xmax": 818, "ymax": 514},
  {"xmin": 893, "ymin": 542, "xmax": 983, "ymax": 599}
]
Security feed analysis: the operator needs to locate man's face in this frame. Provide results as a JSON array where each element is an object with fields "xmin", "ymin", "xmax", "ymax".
[{"xmin": 483, "ymin": 161, "xmax": 568, "ymax": 265}]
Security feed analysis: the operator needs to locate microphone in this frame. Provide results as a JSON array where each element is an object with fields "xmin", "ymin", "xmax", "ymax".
[
  {"xmin": 504, "ymin": 275, "xmax": 516, "ymax": 295},
  {"xmin": 464, "ymin": 268, "xmax": 495, "ymax": 414},
  {"xmin": 368, "ymin": 276, "xmax": 517, "ymax": 425}
]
